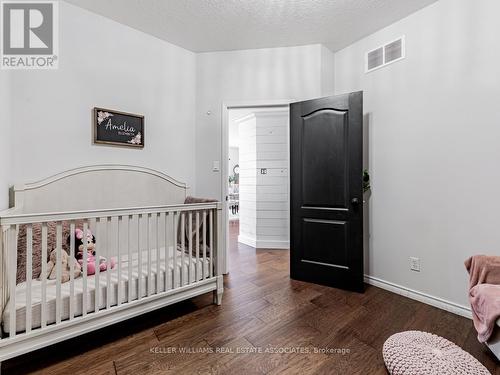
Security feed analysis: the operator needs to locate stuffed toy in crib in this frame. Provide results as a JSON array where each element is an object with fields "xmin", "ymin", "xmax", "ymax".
[
  {"xmin": 68, "ymin": 228, "xmax": 116, "ymax": 275},
  {"xmin": 46, "ymin": 248, "xmax": 82, "ymax": 283}
]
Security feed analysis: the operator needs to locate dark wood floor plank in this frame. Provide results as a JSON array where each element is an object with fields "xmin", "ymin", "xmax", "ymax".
[
  {"xmin": 463, "ymin": 329, "xmax": 500, "ymax": 375},
  {"xmin": 315, "ymin": 335, "xmax": 386, "ymax": 375},
  {"xmin": 200, "ymin": 337, "xmax": 264, "ymax": 375},
  {"xmin": 115, "ymin": 337, "xmax": 211, "ymax": 375},
  {"xmin": 245, "ymin": 321, "xmax": 322, "ymax": 374}
]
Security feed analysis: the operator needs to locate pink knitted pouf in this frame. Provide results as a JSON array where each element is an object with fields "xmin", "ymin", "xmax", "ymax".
[{"xmin": 383, "ymin": 331, "xmax": 491, "ymax": 375}]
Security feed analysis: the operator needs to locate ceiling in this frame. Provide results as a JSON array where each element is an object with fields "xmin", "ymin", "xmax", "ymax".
[{"xmin": 65, "ymin": 0, "xmax": 438, "ymax": 53}]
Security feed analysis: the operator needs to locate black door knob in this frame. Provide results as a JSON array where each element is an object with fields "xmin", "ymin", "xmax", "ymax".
[{"xmin": 351, "ymin": 198, "xmax": 360, "ymax": 205}]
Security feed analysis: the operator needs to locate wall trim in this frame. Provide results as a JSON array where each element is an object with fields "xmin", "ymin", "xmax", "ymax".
[
  {"xmin": 364, "ymin": 275, "xmax": 472, "ymax": 319},
  {"xmin": 238, "ymin": 235, "xmax": 289, "ymax": 250},
  {"xmin": 238, "ymin": 234, "xmax": 256, "ymax": 248},
  {"xmin": 256, "ymin": 240, "xmax": 289, "ymax": 249}
]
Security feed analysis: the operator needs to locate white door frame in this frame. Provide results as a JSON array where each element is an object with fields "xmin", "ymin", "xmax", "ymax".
[{"xmin": 221, "ymin": 99, "xmax": 294, "ymax": 274}]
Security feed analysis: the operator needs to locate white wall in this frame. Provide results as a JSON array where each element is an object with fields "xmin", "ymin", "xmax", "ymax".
[
  {"xmin": 195, "ymin": 44, "xmax": 328, "ymax": 199},
  {"xmin": 335, "ymin": 0, "xmax": 500, "ymax": 309},
  {"xmin": 8, "ymin": 1, "xmax": 197, "ymax": 191},
  {"xmin": 0, "ymin": 71, "xmax": 11, "ymax": 209},
  {"xmin": 321, "ymin": 45, "xmax": 335, "ymax": 97}
]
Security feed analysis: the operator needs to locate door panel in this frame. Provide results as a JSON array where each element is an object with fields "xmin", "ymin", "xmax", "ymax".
[
  {"xmin": 301, "ymin": 218, "xmax": 348, "ymax": 267},
  {"xmin": 290, "ymin": 92, "xmax": 364, "ymax": 292},
  {"xmin": 302, "ymin": 109, "xmax": 348, "ymax": 208}
]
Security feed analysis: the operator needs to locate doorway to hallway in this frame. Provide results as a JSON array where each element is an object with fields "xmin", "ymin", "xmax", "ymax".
[{"xmin": 222, "ymin": 102, "xmax": 291, "ymax": 274}]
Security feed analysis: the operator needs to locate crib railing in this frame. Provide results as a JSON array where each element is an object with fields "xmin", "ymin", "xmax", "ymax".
[{"xmin": 0, "ymin": 202, "xmax": 222, "ymax": 343}]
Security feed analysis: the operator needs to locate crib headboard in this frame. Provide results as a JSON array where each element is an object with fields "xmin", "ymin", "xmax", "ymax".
[{"xmin": 10, "ymin": 165, "xmax": 188, "ymax": 214}]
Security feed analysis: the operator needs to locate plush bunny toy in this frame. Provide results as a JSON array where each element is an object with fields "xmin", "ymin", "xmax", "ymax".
[
  {"xmin": 46, "ymin": 248, "xmax": 82, "ymax": 283},
  {"xmin": 69, "ymin": 228, "xmax": 116, "ymax": 275}
]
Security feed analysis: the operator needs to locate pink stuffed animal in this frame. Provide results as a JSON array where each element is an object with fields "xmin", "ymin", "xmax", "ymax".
[{"xmin": 69, "ymin": 228, "xmax": 116, "ymax": 276}]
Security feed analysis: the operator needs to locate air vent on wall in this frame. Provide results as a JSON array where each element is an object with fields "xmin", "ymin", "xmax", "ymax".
[
  {"xmin": 367, "ymin": 47, "xmax": 384, "ymax": 71},
  {"xmin": 366, "ymin": 36, "xmax": 405, "ymax": 73}
]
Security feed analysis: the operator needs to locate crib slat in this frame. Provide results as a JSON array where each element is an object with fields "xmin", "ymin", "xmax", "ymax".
[
  {"xmin": 106, "ymin": 217, "xmax": 112, "ymax": 310},
  {"xmin": 1, "ymin": 227, "xmax": 4, "ymax": 321},
  {"xmin": 164, "ymin": 212, "xmax": 169, "ymax": 291},
  {"xmin": 208, "ymin": 210, "xmax": 215, "ymax": 277},
  {"xmin": 147, "ymin": 214, "xmax": 152, "ymax": 297},
  {"xmin": 4, "ymin": 229, "xmax": 6, "ymax": 310},
  {"xmin": 9, "ymin": 225, "xmax": 17, "ymax": 337},
  {"xmin": 82, "ymin": 221, "xmax": 88, "ymax": 317},
  {"xmin": 25, "ymin": 224, "xmax": 33, "ymax": 333},
  {"xmin": 196, "ymin": 212, "xmax": 200, "ymax": 282},
  {"xmin": 127, "ymin": 215, "xmax": 133, "ymax": 303},
  {"xmin": 69, "ymin": 222, "xmax": 75, "ymax": 319},
  {"xmin": 180, "ymin": 212, "xmax": 185, "ymax": 286},
  {"xmin": 117, "ymin": 216, "xmax": 122, "ymax": 306},
  {"xmin": 137, "ymin": 214, "xmax": 142, "ymax": 300},
  {"xmin": 188, "ymin": 212, "xmax": 193, "ymax": 284},
  {"xmin": 0, "ymin": 226, "xmax": 4, "ymax": 321},
  {"xmin": 55, "ymin": 222, "xmax": 62, "ymax": 324},
  {"xmin": 202, "ymin": 211, "xmax": 207, "ymax": 279},
  {"xmin": 174, "ymin": 212, "xmax": 179, "ymax": 288},
  {"xmin": 41, "ymin": 223, "xmax": 48, "ymax": 328},
  {"xmin": 94, "ymin": 218, "xmax": 101, "ymax": 313},
  {"xmin": 0, "ymin": 227, "xmax": 4, "ymax": 321},
  {"xmin": 216, "ymin": 206, "xmax": 222, "ymax": 278},
  {"xmin": 209, "ymin": 210, "xmax": 213, "ymax": 278},
  {"xmin": 156, "ymin": 213, "xmax": 160, "ymax": 294}
]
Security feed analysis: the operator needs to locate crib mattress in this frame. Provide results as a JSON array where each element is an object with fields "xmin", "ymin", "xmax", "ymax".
[{"xmin": 2, "ymin": 247, "xmax": 211, "ymax": 333}]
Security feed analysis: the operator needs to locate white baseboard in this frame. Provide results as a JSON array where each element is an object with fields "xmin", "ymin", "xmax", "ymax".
[
  {"xmin": 238, "ymin": 235, "xmax": 257, "ymax": 248},
  {"xmin": 364, "ymin": 275, "xmax": 472, "ymax": 319},
  {"xmin": 256, "ymin": 240, "xmax": 289, "ymax": 249},
  {"xmin": 235, "ymin": 238, "xmax": 473, "ymax": 319},
  {"xmin": 238, "ymin": 235, "xmax": 289, "ymax": 249}
]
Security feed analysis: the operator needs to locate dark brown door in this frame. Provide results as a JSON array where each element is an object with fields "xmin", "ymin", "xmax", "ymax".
[{"xmin": 290, "ymin": 92, "xmax": 364, "ymax": 292}]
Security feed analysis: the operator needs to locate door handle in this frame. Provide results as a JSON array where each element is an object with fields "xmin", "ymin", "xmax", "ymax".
[{"xmin": 351, "ymin": 198, "xmax": 360, "ymax": 205}]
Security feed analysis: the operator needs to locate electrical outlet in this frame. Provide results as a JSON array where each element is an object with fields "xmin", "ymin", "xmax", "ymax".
[
  {"xmin": 260, "ymin": 168, "xmax": 267, "ymax": 175},
  {"xmin": 409, "ymin": 257, "xmax": 421, "ymax": 272}
]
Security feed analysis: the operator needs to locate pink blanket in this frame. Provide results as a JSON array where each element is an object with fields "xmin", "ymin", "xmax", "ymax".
[
  {"xmin": 469, "ymin": 284, "xmax": 500, "ymax": 342},
  {"xmin": 465, "ymin": 255, "xmax": 500, "ymax": 343}
]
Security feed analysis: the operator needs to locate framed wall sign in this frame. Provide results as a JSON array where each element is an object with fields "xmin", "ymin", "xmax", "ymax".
[{"xmin": 93, "ymin": 107, "xmax": 144, "ymax": 148}]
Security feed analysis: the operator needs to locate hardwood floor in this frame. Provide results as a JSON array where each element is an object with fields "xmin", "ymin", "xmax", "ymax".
[{"xmin": 3, "ymin": 220, "xmax": 499, "ymax": 374}]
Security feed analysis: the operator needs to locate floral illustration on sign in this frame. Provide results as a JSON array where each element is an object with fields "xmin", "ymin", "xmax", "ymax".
[
  {"xmin": 128, "ymin": 132, "xmax": 142, "ymax": 145},
  {"xmin": 97, "ymin": 111, "xmax": 114, "ymax": 125}
]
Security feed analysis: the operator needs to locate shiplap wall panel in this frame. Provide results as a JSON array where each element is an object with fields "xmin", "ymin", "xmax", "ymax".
[
  {"xmin": 256, "ymin": 201, "xmax": 288, "ymax": 211},
  {"xmin": 236, "ymin": 110, "xmax": 289, "ymax": 249}
]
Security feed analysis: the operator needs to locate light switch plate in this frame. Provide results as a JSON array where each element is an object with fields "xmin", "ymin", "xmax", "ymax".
[{"xmin": 213, "ymin": 161, "xmax": 220, "ymax": 172}]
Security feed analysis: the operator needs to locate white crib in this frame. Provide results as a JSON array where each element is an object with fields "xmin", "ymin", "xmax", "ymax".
[{"xmin": 0, "ymin": 165, "xmax": 223, "ymax": 367}]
